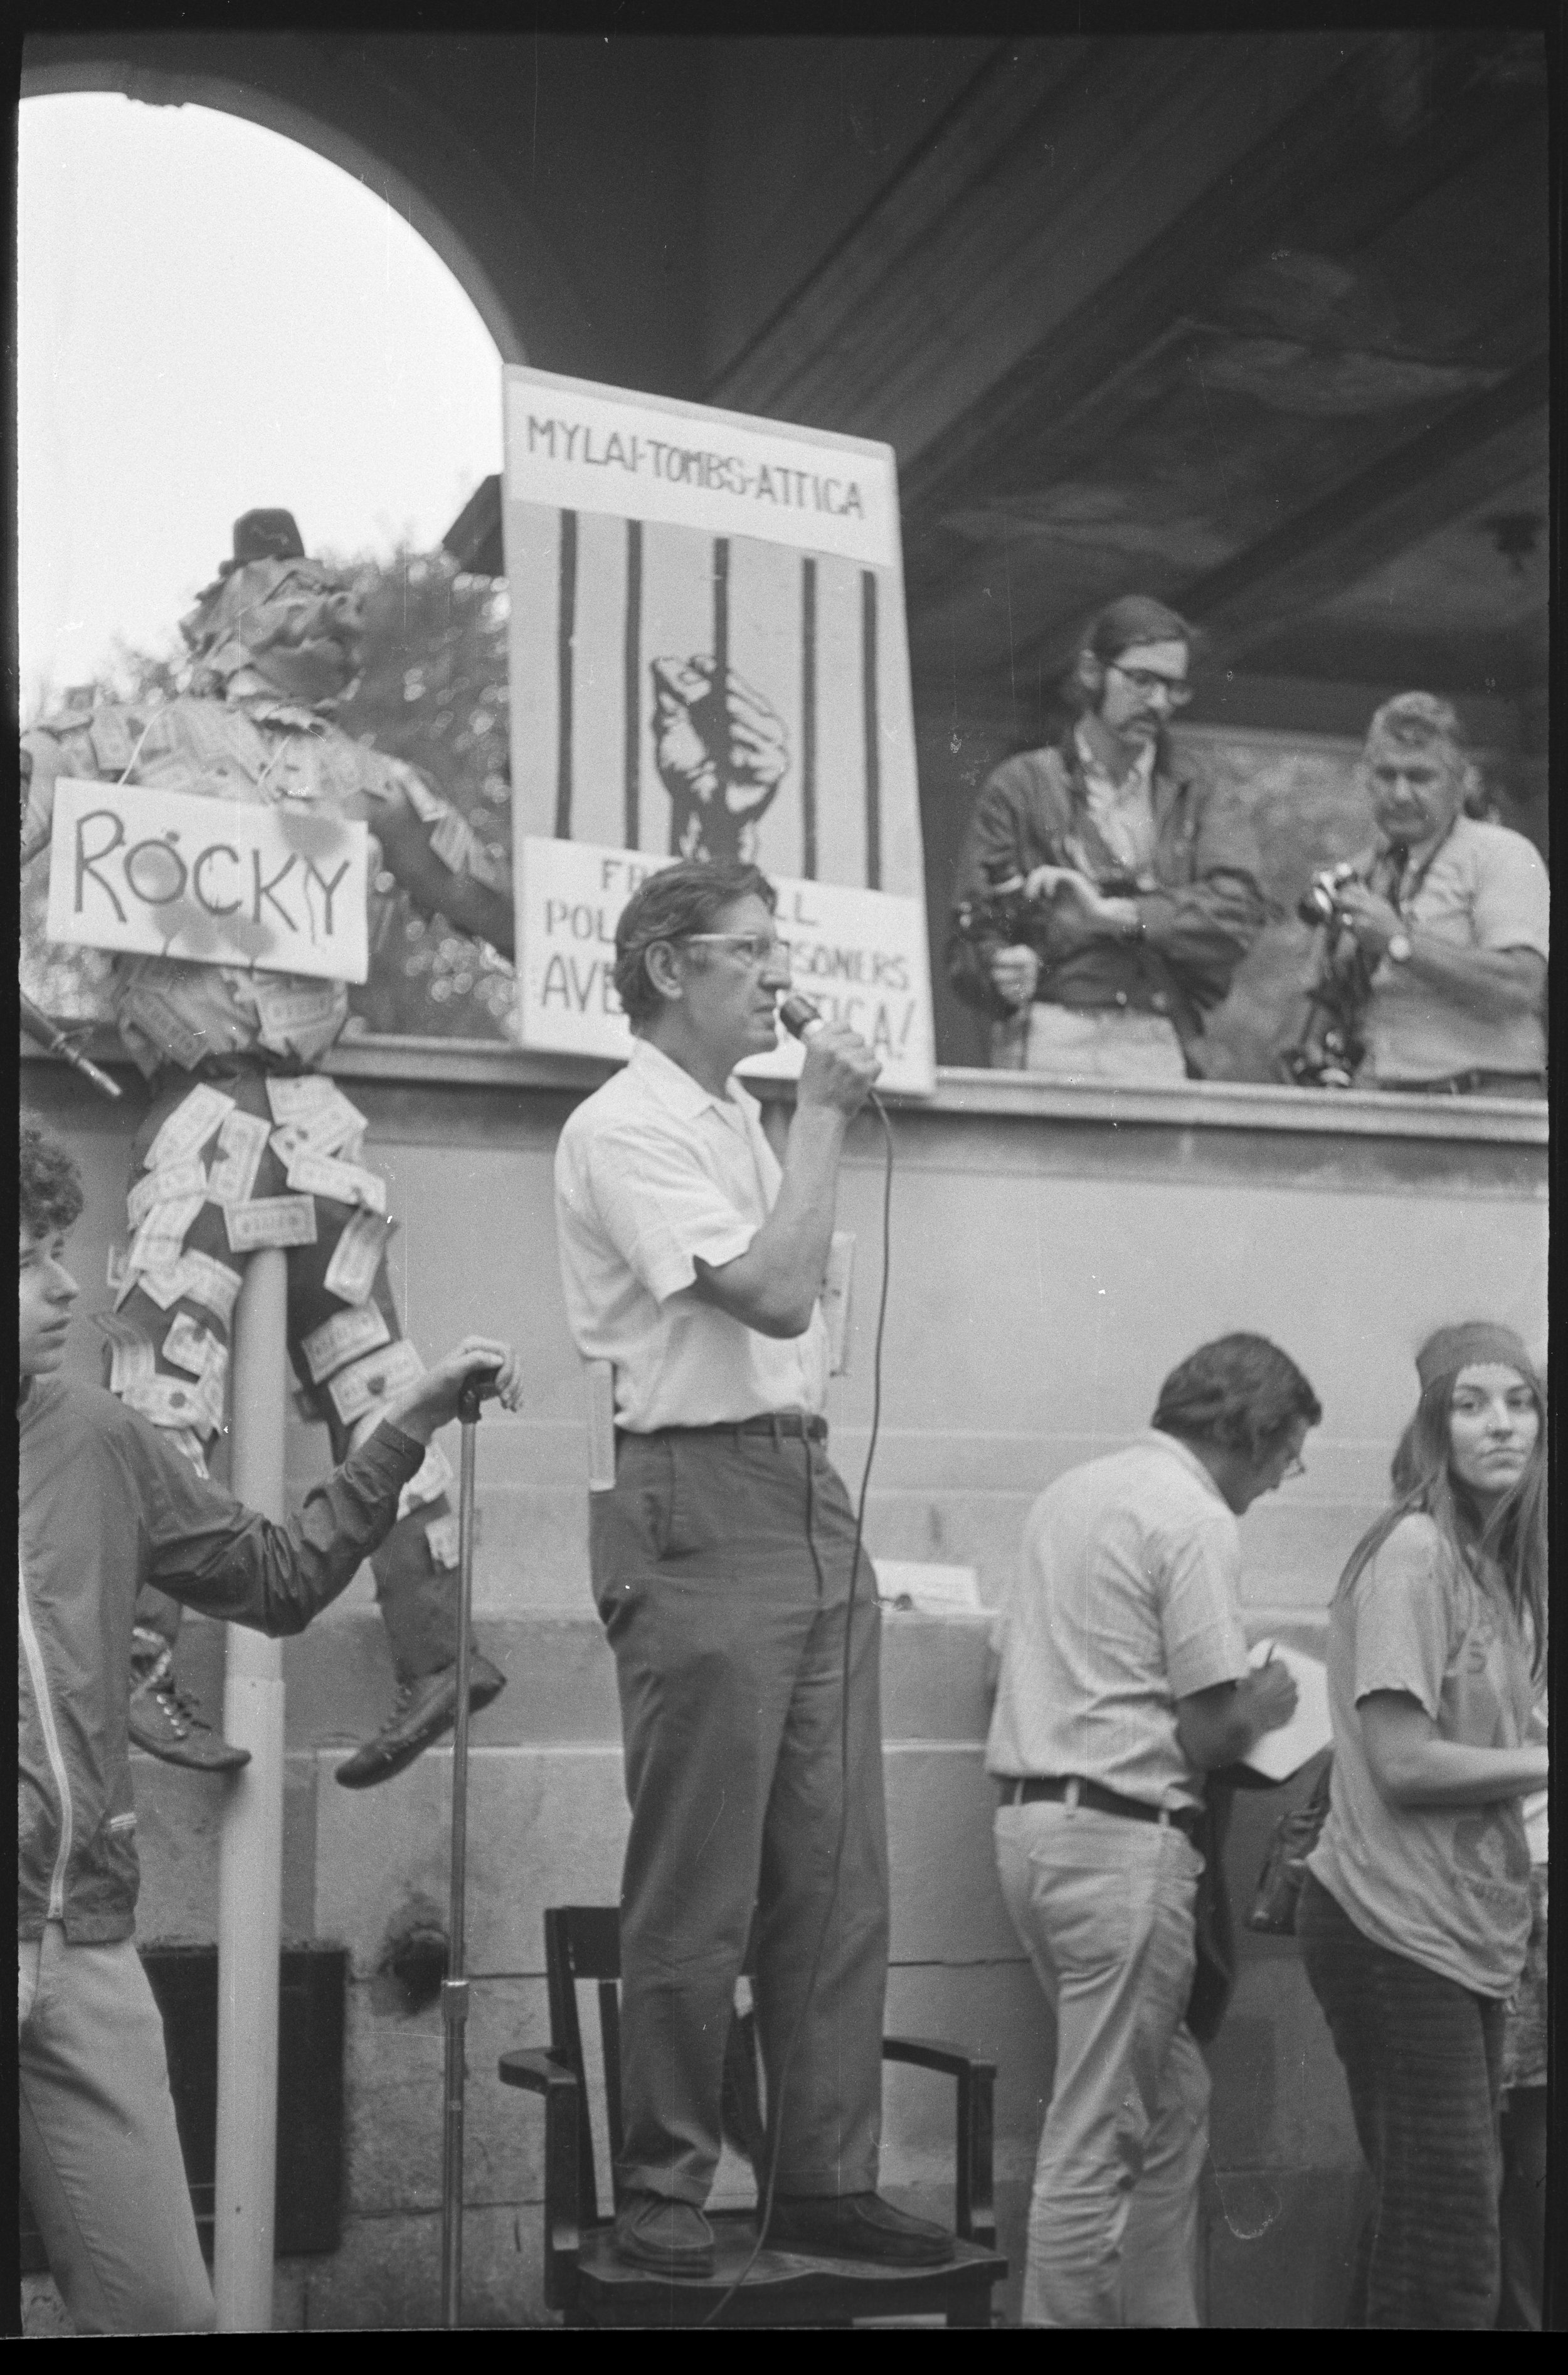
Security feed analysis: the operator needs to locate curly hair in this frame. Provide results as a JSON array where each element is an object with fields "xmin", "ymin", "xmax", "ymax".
[
  {"xmin": 1152, "ymin": 1333, "xmax": 1322, "ymax": 1459},
  {"xmin": 613, "ymin": 860, "xmax": 777, "ymax": 1027},
  {"xmin": 20, "ymin": 1114, "xmax": 85, "ymax": 1238}
]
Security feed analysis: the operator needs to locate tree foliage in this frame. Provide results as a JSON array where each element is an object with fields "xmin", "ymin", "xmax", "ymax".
[{"xmin": 334, "ymin": 545, "xmax": 516, "ymax": 1042}]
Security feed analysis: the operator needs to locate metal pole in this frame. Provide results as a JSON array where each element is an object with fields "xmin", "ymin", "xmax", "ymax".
[
  {"xmin": 215, "ymin": 1247, "xmax": 289, "ymax": 2332},
  {"xmin": 440, "ymin": 1378, "xmax": 485, "ymax": 2328}
]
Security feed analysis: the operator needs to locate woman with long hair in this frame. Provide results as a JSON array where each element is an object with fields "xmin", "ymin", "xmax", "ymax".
[{"xmin": 1298, "ymin": 1322, "xmax": 1547, "ymax": 2329}]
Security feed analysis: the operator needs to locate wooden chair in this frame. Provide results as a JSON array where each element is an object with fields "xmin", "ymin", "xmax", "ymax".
[{"xmin": 499, "ymin": 1905, "xmax": 1007, "ymax": 2328}]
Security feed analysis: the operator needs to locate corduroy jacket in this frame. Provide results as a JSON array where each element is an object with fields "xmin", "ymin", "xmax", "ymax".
[{"xmin": 946, "ymin": 729, "xmax": 1266, "ymax": 1057}]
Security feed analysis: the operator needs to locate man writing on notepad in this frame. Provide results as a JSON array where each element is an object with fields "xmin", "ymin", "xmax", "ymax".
[{"xmin": 987, "ymin": 1334, "xmax": 1320, "ymax": 2327}]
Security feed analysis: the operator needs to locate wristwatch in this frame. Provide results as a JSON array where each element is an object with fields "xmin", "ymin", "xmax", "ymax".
[{"xmin": 1386, "ymin": 932, "xmax": 1413, "ymax": 965}]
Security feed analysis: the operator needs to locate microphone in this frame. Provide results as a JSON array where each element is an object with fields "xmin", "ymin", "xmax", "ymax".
[{"xmin": 778, "ymin": 993, "xmax": 824, "ymax": 1041}]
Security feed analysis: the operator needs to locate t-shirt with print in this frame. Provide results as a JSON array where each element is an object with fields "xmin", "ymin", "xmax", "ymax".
[{"xmin": 1308, "ymin": 1512, "xmax": 1535, "ymax": 1996}]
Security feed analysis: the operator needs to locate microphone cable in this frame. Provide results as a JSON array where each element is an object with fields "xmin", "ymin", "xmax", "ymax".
[{"xmin": 702, "ymin": 1037, "xmax": 895, "ymax": 2324}]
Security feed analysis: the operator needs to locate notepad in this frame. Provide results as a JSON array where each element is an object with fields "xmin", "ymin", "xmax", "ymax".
[
  {"xmin": 1241, "ymin": 1638, "xmax": 1333, "ymax": 1782},
  {"xmin": 873, "ymin": 1561, "xmax": 984, "ymax": 1616}
]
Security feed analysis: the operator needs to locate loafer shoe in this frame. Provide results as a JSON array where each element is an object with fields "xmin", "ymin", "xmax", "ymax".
[
  {"xmin": 765, "ymin": 2192, "xmax": 954, "ymax": 2266},
  {"xmin": 612, "ymin": 2192, "xmax": 715, "ymax": 2277},
  {"xmin": 333, "ymin": 1653, "xmax": 506, "ymax": 1790},
  {"xmin": 128, "ymin": 1646, "xmax": 250, "ymax": 1774}
]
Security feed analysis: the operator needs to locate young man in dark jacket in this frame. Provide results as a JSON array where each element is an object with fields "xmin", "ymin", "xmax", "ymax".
[
  {"xmin": 18, "ymin": 1113, "xmax": 522, "ymax": 2334},
  {"xmin": 946, "ymin": 596, "xmax": 1266, "ymax": 1081}
]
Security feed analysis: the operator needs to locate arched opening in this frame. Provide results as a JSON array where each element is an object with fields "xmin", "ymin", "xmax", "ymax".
[
  {"xmin": 19, "ymin": 82, "xmax": 521, "ymax": 1040},
  {"xmin": 19, "ymin": 85, "xmax": 516, "ymax": 704},
  {"xmin": 21, "ymin": 56, "xmax": 528, "ymax": 369}
]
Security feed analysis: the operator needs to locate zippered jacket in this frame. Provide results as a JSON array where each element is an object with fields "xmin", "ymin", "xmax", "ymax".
[
  {"xmin": 18, "ymin": 1376, "xmax": 422, "ymax": 1942},
  {"xmin": 946, "ymin": 729, "xmax": 1266, "ymax": 1054}
]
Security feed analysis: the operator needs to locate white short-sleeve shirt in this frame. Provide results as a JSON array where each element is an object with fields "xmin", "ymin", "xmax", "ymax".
[
  {"xmin": 985, "ymin": 1432, "xmax": 1251, "ymax": 1812},
  {"xmin": 1368, "ymin": 816, "xmax": 1549, "ymax": 1082},
  {"xmin": 554, "ymin": 1036, "xmax": 829, "ymax": 1432}
]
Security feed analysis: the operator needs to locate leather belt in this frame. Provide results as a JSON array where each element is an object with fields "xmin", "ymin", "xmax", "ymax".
[
  {"xmin": 623, "ymin": 1414, "xmax": 827, "ymax": 1444},
  {"xmin": 1001, "ymin": 1774, "xmax": 1200, "ymax": 1840}
]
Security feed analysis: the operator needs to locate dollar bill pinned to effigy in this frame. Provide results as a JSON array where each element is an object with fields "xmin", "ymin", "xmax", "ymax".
[
  {"xmin": 263, "ymin": 1084, "xmax": 367, "ymax": 1161},
  {"xmin": 118, "ymin": 984, "xmax": 211, "ymax": 1076},
  {"xmin": 207, "ymin": 1108, "xmax": 273, "ymax": 1206},
  {"xmin": 283, "ymin": 1147, "xmax": 387, "ymax": 1214},
  {"xmin": 322, "ymin": 1207, "xmax": 391, "ymax": 1306},
  {"xmin": 174, "ymin": 1249, "xmax": 243, "ymax": 1327},
  {"xmin": 127, "ymin": 1160, "xmax": 209, "ymax": 1232},
  {"xmin": 265, "ymin": 1074, "xmax": 342, "ymax": 1128},
  {"xmin": 95, "ymin": 1311, "xmax": 157, "ymax": 1395},
  {"xmin": 122, "ymin": 1372, "xmax": 216, "ymax": 1434},
  {"xmin": 398, "ymin": 1439, "xmax": 453, "ymax": 1518},
  {"xmin": 145, "ymin": 1082, "xmax": 237, "ymax": 1172},
  {"xmin": 134, "ymin": 1267, "xmax": 188, "ymax": 1311},
  {"xmin": 225, "ymin": 1195, "xmax": 319, "ymax": 1252},
  {"xmin": 194, "ymin": 1358, "xmax": 228, "ymax": 1437},
  {"xmin": 163, "ymin": 1309, "xmax": 220, "ymax": 1378},
  {"xmin": 253, "ymin": 983, "xmax": 346, "ymax": 1064},
  {"xmin": 326, "ymin": 1337, "xmax": 424, "ymax": 1426},
  {"xmin": 300, "ymin": 1301, "xmax": 392, "ymax": 1385},
  {"xmin": 129, "ymin": 1193, "xmax": 206, "ymax": 1281}
]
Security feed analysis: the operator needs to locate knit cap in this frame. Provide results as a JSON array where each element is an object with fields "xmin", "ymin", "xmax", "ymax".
[{"xmin": 1416, "ymin": 1323, "xmax": 1537, "ymax": 1395}]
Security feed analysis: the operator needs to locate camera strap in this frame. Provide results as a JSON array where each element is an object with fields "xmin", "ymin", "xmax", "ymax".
[{"xmin": 1377, "ymin": 815, "xmax": 1458, "ymax": 919}]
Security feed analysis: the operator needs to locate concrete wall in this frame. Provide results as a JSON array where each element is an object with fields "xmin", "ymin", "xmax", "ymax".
[{"xmin": 23, "ymin": 1054, "xmax": 1546, "ymax": 2328}]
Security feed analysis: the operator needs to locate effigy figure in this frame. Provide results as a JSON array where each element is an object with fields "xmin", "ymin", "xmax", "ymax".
[{"xmin": 21, "ymin": 509, "xmax": 516, "ymax": 1787}]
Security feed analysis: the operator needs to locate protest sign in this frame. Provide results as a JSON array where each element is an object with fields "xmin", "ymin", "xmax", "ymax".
[
  {"xmin": 516, "ymin": 835, "xmax": 936, "ymax": 1095},
  {"xmin": 502, "ymin": 365, "xmax": 927, "ymax": 920},
  {"xmin": 46, "ymin": 778, "xmax": 369, "ymax": 982}
]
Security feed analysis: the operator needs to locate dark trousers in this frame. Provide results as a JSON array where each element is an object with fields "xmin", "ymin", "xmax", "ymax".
[
  {"xmin": 1298, "ymin": 1873, "xmax": 1505, "ymax": 2329},
  {"xmin": 120, "ymin": 1063, "xmax": 460, "ymax": 1681},
  {"xmin": 591, "ymin": 1427, "xmax": 890, "ymax": 2206}
]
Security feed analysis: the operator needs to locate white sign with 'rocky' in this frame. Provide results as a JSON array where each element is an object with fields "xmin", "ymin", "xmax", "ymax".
[{"xmin": 46, "ymin": 776, "xmax": 370, "ymax": 982}]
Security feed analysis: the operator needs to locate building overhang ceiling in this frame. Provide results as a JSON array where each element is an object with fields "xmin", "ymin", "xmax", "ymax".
[{"xmin": 26, "ymin": 28, "xmax": 1550, "ymax": 714}]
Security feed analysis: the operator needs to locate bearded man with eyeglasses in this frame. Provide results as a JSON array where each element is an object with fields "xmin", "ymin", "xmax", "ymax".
[
  {"xmin": 553, "ymin": 859, "xmax": 953, "ymax": 2280},
  {"xmin": 947, "ymin": 595, "xmax": 1266, "ymax": 1082}
]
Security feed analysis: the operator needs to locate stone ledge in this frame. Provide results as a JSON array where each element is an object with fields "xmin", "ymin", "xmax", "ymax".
[{"xmin": 23, "ymin": 1036, "xmax": 1546, "ymax": 1143}]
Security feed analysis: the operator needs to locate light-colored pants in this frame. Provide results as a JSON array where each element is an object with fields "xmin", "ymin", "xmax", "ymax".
[
  {"xmin": 992, "ymin": 1003, "xmax": 1189, "ymax": 1082},
  {"xmin": 995, "ymin": 1800, "xmax": 1209, "ymax": 2327},
  {"xmin": 18, "ymin": 1923, "xmax": 216, "ymax": 2334}
]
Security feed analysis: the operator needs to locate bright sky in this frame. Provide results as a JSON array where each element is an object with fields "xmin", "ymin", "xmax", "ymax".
[{"xmin": 18, "ymin": 93, "xmax": 505, "ymax": 719}]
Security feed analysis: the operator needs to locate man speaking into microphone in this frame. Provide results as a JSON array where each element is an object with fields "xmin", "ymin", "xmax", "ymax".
[{"xmin": 554, "ymin": 859, "xmax": 951, "ymax": 2278}]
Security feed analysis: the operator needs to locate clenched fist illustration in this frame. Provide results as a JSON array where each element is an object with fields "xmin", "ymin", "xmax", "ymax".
[{"xmin": 651, "ymin": 655, "xmax": 790, "ymax": 864}]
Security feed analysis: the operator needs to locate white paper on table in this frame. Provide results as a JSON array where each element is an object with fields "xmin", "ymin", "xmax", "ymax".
[
  {"xmin": 1241, "ymin": 1639, "xmax": 1333, "ymax": 1782},
  {"xmin": 873, "ymin": 1560, "xmax": 983, "ymax": 1616}
]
